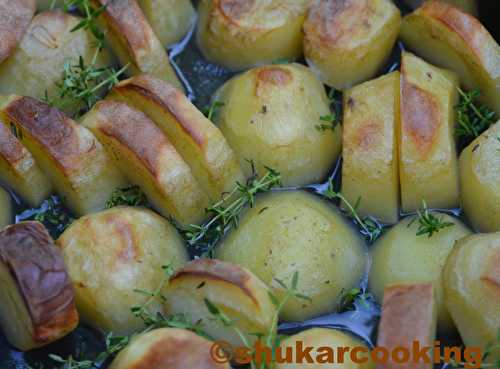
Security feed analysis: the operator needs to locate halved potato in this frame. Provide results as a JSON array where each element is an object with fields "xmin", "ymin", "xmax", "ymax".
[
  {"xmin": 400, "ymin": 1, "xmax": 500, "ymax": 115},
  {"xmin": 402, "ymin": 0, "xmax": 478, "ymax": 15},
  {"xmin": 369, "ymin": 214, "xmax": 471, "ymax": 332},
  {"xmin": 164, "ymin": 259, "xmax": 276, "ymax": 347},
  {"xmin": 0, "ymin": 187, "xmax": 12, "ymax": 228},
  {"xmin": 81, "ymin": 100, "xmax": 209, "ymax": 225},
  {"xmin": 459, "ymin": 121, "xmax": 500, "ymax": 232},
  {"xmin": 57, "ymin": 207, "xmax": 189, "ymax": 335},
  {"xmin": 0, "ymin": 121, "xmax": 52, "ymax": 207},
  {"xmin": 213, "ymin": 63, "xmax": 342, "ymax": 187},
  {"xmin": 0, "ymin": 0, "xmax": 35, "ymax": 63},
  {"xmin": 109, "ymin": 328, "xmax": 230, "ymax": 369},
  {"xmin": 196, "ymin": 0, "xmax": 308, "ymax": 71},
  {"xmin": 399, "ymin": 52, "xmax": 460, "ymax": 212},
  {"xmin": 303, "ymin": 0, "xmax": 401, "ymax": 89},
  {"xmin": 91, "ymin": 0, "xmax": 183, "ymax": 92},
  {"xmin": 0, "ymin": 95, "xmax": 127, "ymax": 216},
  {"xmin": 0, "ymin": 221, "xmax": 79, "ymax": 351},
  {"xmin": 342, "ymin": 72, "xmax": 400, "ymax": 224},
  {"xmin": 108, "ymin": 74, "xmax": 244, "ymax": 200}
]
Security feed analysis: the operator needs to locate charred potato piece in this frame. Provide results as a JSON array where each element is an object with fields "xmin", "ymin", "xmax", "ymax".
[
  {"xmin": 0, "ymin": 95, "xmax": 127, "ymax": 216},
  {"xmin": 0, "ymin": 0, "xmax": 35, "ymax": 63},
  {"xmin": 0, "ymin": 187, "xmax": 12, "ymax": 228},
  {"xmin": 303, "ymin": 0, "xmax": 401, "ymax": 89},
  {"xmin": 196, "ymin": 0, "xmax": 308, "ymax": 71},
  {"xmin": 459, "ymin": 122, "xmax": 500, "ymax": 232},
  {"xmin": 402, "ymin": 0, "xmax": 478, "ymax": 15},
  {"xmin": 342, "ymin": 72, "xmax": 400, "ymax": 224},
  {"xmin": 108, "ymin": 75, "xmax": 244, "ymax": 201},
  {"xmin": 81, "ymin": 100, "xmax": 209, "ymax": 225},
  {"xmin": 399, "ymin": 52, "xmax": 460, "ymax": 212},
  {"xmin": 57, "ymin": 207, "xmax": 189, "ymax": 335},
  {"xmin": 213, "ymin": 63, "xmax": 341, "ymax": 187},
  {"xmin": 0, "ymin": 222, "xmax": 78, "ymax": 351},
  {"xmin": 400, "ymin": 1, "xmax": 500, "ymax": 115}
]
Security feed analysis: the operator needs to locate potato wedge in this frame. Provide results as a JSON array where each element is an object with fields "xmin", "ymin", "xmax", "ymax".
[
  {"xmin": 402, "ymin": 0, "xmax": 478, "ymax": 15},
  {"xmin": 303, "ymin": 0, "xmax": 401, "ymax": 89},
  {"xmin": 0, "ymin": 95, "xmax": 127, "ymax": 216},
  {"xmin": 109, "ymin": 328, "xmax": 230, "ymax": 369},
  {"xmin": 0, "ymin": 0, "xmax": 35, "ymax": 63},
  {"xmin": 400, "ymin": 1, "xmax": 500, "ymax": 115},
  {"xmin": 342, "ymin": 72, "xmax": 400, "ymax": 224},
  {"xmin": 0, "ymin": 187, "xmax": 12, "ymax": 228},
  {"xmin": 57, "ymin": 207, "xmax": 189, "ymax": 335},
  {"xmin": 196, "ymin": 0, "xmax": 308, "ymax": 71},
  {"xmin": 108, "ymin": 75, "xmax": 244, "ymax": 200},
  {"xmin": 91, "ymin": 0, "xmax": 183, "ymax": 91},
  {"xmin": 459, "ymin": 121, "xmax": 500, "ymax": 232},
  {"xmin": 376, "ymin": 283, "xmax": 437, "ymax": 369},
  {"xmin": 81, "ymin": 100, "xmax": 209, "ymax": 225},
  {"xmin": 0, "ymin": 221, "xmax": 78, "ymax": 351},
  {"xmin": 399, "ymin": 52, "xmax": 460, "ymax": 212},
  {"xmin": 164, "ymin": 259, "xmax": 276, "ymax": 347},
  {"xmin": 0, "ymin": 121, "xmax": 52, "ymax": 207}
]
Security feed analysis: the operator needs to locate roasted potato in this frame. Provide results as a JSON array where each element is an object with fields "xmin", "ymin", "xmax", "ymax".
[
  {"xmin": 459, "ymin": 122, "xmax": 500, "ymax": 232},
  {"xmin": 0, "ymin": 0, "xmax": 35, "ymax": 64},
  {"xmin": 81, "ymin": 100, "xmax": 209, "ymax": 225},
  {"xmin": 303, "ymin": 0, "xmax": 401, "ymax": 89},
  {"xmin": 216, "ymin": 191, "xmax": 367, "ymax": 321},
  {"xmin": 0, "ymin": 187, "xmax": 12, "ymax": 228},
  {"xmin": 402, "ymin": 0, "xmax": 478, "ymax": 15},
  {"xmin": 400, "ymin": 1, "xmax": 500, "ymax": 115},
  {"xmin": 399, "ymin": 52, "xmax": 460, "ymax": 212},
  {"xmin": 369, "ymin": 214, "xmax": 471, "ymax": 332},
  {"xmin": 0, "ymin": 222, "xmax": 78, "ymax": 351},
  {"xmin": 342, "ymin": 72, "xmax": 400, "ymax": 224},
  {"xmin": 0, "ymin": 121, "xmax": 52, "ymax": 207},
  {"xmin": 213, "ymin": 63, "xmax": 342, "ymax": 187},
  {"xmin": 164, "ymin": 259, "xmax": 276, "ymax": 347},
  {"xmin": 57, "ymin": 207, "xmax": 189, "ymax": 335},
  {"xmin": 108, "ymin": 75, "xmax": 245, "ymax": 201},
  {"xmin": 196, "ymin": 0, "xmax": 308, "ymax": 71},
  {"xmin": 0, "ymin": 11, "xmax": 113, "ymax": 116},
  {"xmin": 0, "ymin": 95, "xmax": 127, "ymax": 216},
  {"xmin": 443, "ymin": 232, "xmax": 500, "ymax": 364}
]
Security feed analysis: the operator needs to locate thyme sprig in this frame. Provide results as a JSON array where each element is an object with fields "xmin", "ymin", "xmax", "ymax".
[
  {"xmin": 27, "ymin": 196, "xmax": 74, "ymax": 237},
  {"xmin": 106, "ymin": 185, "xmax": 148, "ymax": 209},
  {"xmin": 63, "ymin": 0, "xmax": 106, "ymax": 50},
  {"xmin": 336, "ymin": 287, "xmax": 373, "ymax": 313},
  {"xmin": 315, "ymin": 114, "xmax": 338, "ymax": 132},
  {"xmin": 408, "ymin": 200, "xmax": 455, "ymax": 238},
  {"xmin": 456, "ymin": 88, "xmax": 496, "ymax": 140}
]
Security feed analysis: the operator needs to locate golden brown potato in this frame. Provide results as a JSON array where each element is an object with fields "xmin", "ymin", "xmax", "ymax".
[
  {"xmin": 216, "ymin": 191, "xmax": 367, "ymax": 322},
  {"xmin": 213, "ymin": 63, "xmax": 342, "ymax": 187},
  {"xmin": 108, "ymin": 75, "xmax": 244, "ymax": 201},
  {"xmin": 400, "ymin": 1, "xmax": 500, "ymax": 115},
  {"xmin": 459, "ymin": 122, "xmax": 500, "ymax": 232},
  {"xmin": 369, "ymin": 214, "xmax": 472, "ymax": 332},
  {"xmin": 342, "ymin": 72, "xmax": 400, "ymax": 224},
  {"xmin": 0, "ymin": 121, "xmax": 52, "ymax": 207},
  {"xmin": 402, "ymin": 0, "xmax": 478, "ymax": 15},
  {"xmin": 81, "ymin": 100, "xmax": 209, "ymax": 225},
  {"xmin": 303, "ymin": 0, "xmax": 401, "ymax": 89},
  {"xmin": 399, "ymin": 52, "xmax": 460, "ymax": 212},
  {"xmin": 0, "ymin": 187, "xmax": 12, "ymax": 228},
  {"xmin": 0, "ymin": 95, "xmax": 127, "ymax": 216},
  {"xmin": 0, "ymin": 222, "xmax": 79, "ymax": 351},
  {"xmin": 57, "ymin": 207, "xmax": 189, "ymax": 335},
  {"xmin": 196, "ymin": 0, "xmax": 308, "ymax": 70},
  {"xmin": 0, "ymin": 0, "xmax": 35, "ymax": 63},
  {"xmin": 164, "ymin": 259, "xmax": 276, "ymax": 347}
]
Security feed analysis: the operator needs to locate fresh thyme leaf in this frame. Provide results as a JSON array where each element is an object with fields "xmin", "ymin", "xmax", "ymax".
[
  {"xmin": 315, "ymin": 114, "xmax": 338, "ymax": 132},
  {"xmin": 63, "ymin": 0, "xmax": 107, "ymax": 50},
  {"xmin": 336, "ymin": 287, "xmax": 373, "ymax": 313},
  {"xmin": 455, "ymin": 88, "xmax": 496, "ymax": 141},
  {"xmin": 106, "ymin": 185, "xmax": 148, "ymax": 209},
  {"xmin": 29, "ymin": 196, "xmax": 74, "ymax": 237},
  {"xmin": 408, "ymin": 200, "xmax": 454, "ymax": 238},
  {"xmin": 202, "ymin": 100, "xmax": 225, "ymax": 121}
]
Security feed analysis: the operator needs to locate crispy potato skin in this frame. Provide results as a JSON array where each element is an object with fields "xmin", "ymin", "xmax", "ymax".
[
  {"xmin": 57, "ymin": 207, "xmax": 188, "ymax": 335},
  {"xmin": 0, "ymin": 222, "xmax": 78, "ymax": 351},
  {"xmin": 303, "ymin": 0, "xmax": 401, "ymax": 89},
  {"xmin": 399, "ymin": 52, "xmax": 460, "ymax": 212},
  {"xmin": 459, "ymin": 122, "xmax": 500, "ymax": 232},
  {"xmin": 0, "ymin": 187, "xmax": 12, "ymax": 228},
  {"xmin": 342, "ymin": 72, "xmax": 400, "ymax": 224},
  {"xmin": 0, "ymin": 0, "xmax": 35, "ymax": 63}
]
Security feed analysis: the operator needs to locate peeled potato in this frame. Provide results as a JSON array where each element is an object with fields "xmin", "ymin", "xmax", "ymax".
[
  {"xmin": 196, "ymin": 0, "xmax": 308, "ymax": 70},
  {"xmin": 342, "ymin": 72, "xmax": 400, "ymax": 224},
  {"xmin": 303, "ymin": 0, "xmax": 401, "ymax": 89},
  {"xmin": 399, "ymin": 52, "xmax": 460, "ymax": 212},
  {"xmin": 213, "ymin": 63, "xmax": 342, "ymax": 187},
  {"xmin": 369, "ymin": 214, "xmax": 472, "ymax": 332},
  {"xmin": 402, "ymin": 0, "xmax": 478, "ymax": 15},
  {"xmin": 0, "ymin": 187, "xmax": 12, "ymax": 228},
  {"xmin": 216, "ymin": 191, "xmax": 367, "ymax": 321},
  {"xmin": 0, "ymin": 0, "xmax": 35, "ymax": 64},
  {"xmin": 400, "ymin": 1, "xmax": 500, "ymax": 115},
  {"xmin": 459, "ymin": 122, "xmax": 500, "ymax": 232},
  {"xmin": 0, "ymin": 222, "xmax": 79, "ymax": 351},
  {"xmin": 57, "ymin": 207, "xmax": 189, "ymax": 335}
]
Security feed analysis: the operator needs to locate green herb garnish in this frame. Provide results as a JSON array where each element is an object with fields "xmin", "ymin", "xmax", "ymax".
[
  {"xmin": 456, "ymin": 88, "xmax": 496, "ymax": 140},
  {"xmin": 202, "ymin": 100, "xmax": 225, "ymax": 121},
  {"xmin": 106, "ymin": 185, "xmax": 148, "ymax": 209},
  {"xmin": 31, "ymin": 196, "xmax": 74, "ymax": 236},
  {"xmin": 63, "ymin": 0, "xmax": 107, "ymax": 50},
  {"xmin": 315, "ymin": 114, "xmax": 338, "ymax": 132},
  {"xmin": 409, "ymin": 200, "xmax": 454, "ymax": 238},
  {"xmin": 336, "ymin": 287, "xmax": 372, "ymax": 312}
]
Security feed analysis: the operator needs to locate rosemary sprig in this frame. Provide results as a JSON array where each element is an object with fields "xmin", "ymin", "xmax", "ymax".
[
  {"xmin": 106, "ymin": 185, "xmax": 148, "ymax": 209},
  {"xmin": 408, "ymin": 200, "xmax": 454, "ymax": 238},
  {"xmin": 456, "ymin": 88, "xmax": 496, "ymax": 140},
  {"xmin": 202, "ymin": 100, "xmax": 225, "ymax": 121}
]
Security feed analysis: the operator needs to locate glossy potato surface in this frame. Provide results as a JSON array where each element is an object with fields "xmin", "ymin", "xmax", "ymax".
[{"xmin": 0, "ymin": 187, "xmax": 11, "ymax": 228}]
